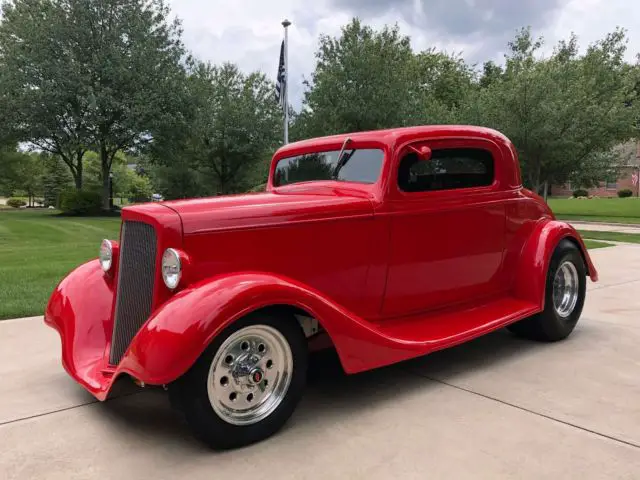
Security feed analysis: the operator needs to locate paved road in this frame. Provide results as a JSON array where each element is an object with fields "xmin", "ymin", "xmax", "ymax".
[{"xmin": 1, "ymin": 244, "xmax": 640, "ymax": 479}]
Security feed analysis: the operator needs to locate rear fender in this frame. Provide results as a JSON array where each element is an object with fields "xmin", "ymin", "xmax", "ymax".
[
  {"xmin": 514, "ymin": 219, "xmax": 598, "ymax": 308},
  {"xmin": 119, "ymin": 273, "xmax": 401, "ymax": 385}
]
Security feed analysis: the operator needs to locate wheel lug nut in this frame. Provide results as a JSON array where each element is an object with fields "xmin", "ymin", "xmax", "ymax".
[{"xmin": 224, "ymin": 355, "xmax": 234, "ymax": 365}]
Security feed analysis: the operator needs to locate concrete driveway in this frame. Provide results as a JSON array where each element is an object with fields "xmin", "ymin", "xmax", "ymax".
[{"xmin": 1, "ymin": 244, "xmax": 639, "ymax": 479}]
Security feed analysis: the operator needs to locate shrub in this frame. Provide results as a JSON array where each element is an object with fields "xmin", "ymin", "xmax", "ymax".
[
  {"xmin": 59, "ymin": 189, "xmax": 102, "ymax": 215},
  {"xmin": 128, "ymin": 175, "xmax": 153, "ymax": 203},
  {"xmin": 572, "ymin": 189, "xmax": 588, "ymax": 198},
  {"xmin": 617, "ymin": 188, "xmax": 633, "ymax": 198},
  {"xmin": 6, "ymin": 198, "xmax": 27, "ymax": 208}
]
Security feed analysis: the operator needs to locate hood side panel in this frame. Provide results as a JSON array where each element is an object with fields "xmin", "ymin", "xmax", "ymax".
[{"xmin": 163, "ymin": 192, "xmax": 374, "ymax": 235}]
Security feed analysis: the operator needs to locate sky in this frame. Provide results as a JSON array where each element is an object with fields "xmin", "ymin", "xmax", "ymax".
[{"xmin": 169, "ymin": 0, "xmax": 640, "ymax": 108}]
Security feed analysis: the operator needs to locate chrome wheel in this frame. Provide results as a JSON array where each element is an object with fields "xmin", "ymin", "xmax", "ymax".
[
  {"xmin": 552, "ymin": 261, "xmax": 579, "ymax": 318},
  {"xmin": 207, "ymin": 325, "xmax": 293, "ymax": 426}
]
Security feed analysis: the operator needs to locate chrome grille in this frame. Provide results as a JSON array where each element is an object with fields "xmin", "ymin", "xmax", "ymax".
[{"xmin": 109, "ymin": 221, "xmax": 157, "ymax": 365}]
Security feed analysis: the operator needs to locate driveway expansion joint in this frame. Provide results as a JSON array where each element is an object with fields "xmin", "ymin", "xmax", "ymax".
[
  {"xmin": 0, "ymin": 391, "xmax": 143, "ymax": 427},
  {"xmin": 401, "ymin": 367, "xmax": 640, "ymax": 450}
]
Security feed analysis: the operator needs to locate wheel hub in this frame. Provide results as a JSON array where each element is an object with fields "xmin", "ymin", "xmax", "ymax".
[
  {"xmin": 552, "ymin": 261, "xmax": 579, "ymax": 318},
  {"xmin": 207, "ymin": 325, "xmax": 293, "ymax": 426}
]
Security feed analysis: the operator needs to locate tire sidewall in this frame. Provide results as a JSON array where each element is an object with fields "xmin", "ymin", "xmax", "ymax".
[
  {"xmin": 173, "ymin": 312, "xmax": 308, "ymax": 449},
  {"xmin": 542, "ymin": 240, "xmax": 587, "ymax": 339}
]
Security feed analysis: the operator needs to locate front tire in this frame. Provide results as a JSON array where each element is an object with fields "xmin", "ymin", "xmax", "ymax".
[
  {"xmin": 170, "ymin": 312, "xmax": 308, "ymax": 449},
  {"xmin": 508, "ymin": 239, "xmax": 587, "ymax": 342}
]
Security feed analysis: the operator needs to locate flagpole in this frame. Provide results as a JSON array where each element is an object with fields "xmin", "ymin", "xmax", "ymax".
[{"xmin": 282, "ymin": 19, "xmax": 291, "ymax": 144}]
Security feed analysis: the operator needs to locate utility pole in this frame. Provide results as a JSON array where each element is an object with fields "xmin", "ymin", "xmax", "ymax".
[{"xmin": 282, "ymin": 19, "xmax": 291, "ymax": 144}]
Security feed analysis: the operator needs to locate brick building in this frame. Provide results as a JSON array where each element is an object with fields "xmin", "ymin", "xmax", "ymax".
[{"xmin": 552, "ymin": 140, "xmax": 640, "ymax": 198}]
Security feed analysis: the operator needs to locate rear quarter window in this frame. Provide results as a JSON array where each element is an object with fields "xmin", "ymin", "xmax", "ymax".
[{"xmin": 398, "ymin": 148, "xmax": 495, "ymax": 192}]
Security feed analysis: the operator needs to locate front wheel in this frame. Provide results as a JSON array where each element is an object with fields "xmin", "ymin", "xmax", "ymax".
[
  {"xmin": 508, "ymin": 239, "xmax": 587, "ymax": 342},
  {"xmin": 170, "ymin": 312, "xmax": 308, "ymax": 449}
]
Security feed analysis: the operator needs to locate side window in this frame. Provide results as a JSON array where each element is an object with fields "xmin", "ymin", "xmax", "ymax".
[{"xmin": 398, "ymin": 148, "xmax": 495, "ymax": 192}]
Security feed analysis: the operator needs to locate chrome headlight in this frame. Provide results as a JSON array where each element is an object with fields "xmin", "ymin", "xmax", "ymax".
[
  {"xmin": 162, "ymin": 248, "xmax": 182, "ymax": 290},
  {"xmin": 99, "ymin": 239, "xmax": 113, "ymax": 272}
]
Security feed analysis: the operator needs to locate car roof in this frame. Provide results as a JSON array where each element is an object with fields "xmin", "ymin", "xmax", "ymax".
[{"xmin": 274, "ymin": 125, "xmax": 512, "ymax": 158}]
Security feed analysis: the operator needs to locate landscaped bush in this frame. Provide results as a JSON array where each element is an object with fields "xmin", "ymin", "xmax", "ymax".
[
  {"xmin": 6, "ymin": 198, "xmax": 27, "ymax": 208},
  {"xmin": 128, "ymin": 175, "xmax": 153, "ymax": 204},
  {"xmin": 59, "ymin": 189, "xmax": 102, "ymax": 215},
  {"xmin": 618, "ymin": 189, "xmax": 633, "ymax": 198},
  {"xmin": 572, "ymin": 189, "xmax": 589, "ymax": 198}
]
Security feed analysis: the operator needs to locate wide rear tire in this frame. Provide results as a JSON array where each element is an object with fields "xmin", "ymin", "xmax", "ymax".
[
  {"xmin": 170, "ymin": 312, "xmax": 308, "ymax": 449},
  {"xmin": 508, "ymin": 239, "xmax": 587, "ymax": 342}
]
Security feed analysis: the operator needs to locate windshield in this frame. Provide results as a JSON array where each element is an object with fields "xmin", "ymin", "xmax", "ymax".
[{"xmin": 273, "ymin": 148, "xmax": 384, "ymax": 187}]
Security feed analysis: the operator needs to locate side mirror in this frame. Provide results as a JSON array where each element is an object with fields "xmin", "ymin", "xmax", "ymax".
[{"xmin": 408, "ymin": 145, "xmax": 432, "ymax": 161}]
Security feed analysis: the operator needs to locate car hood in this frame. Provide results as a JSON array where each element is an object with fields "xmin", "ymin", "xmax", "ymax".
[{"xmin": 160, "ymin": 189, "xmax": 374, "ymax": 235}]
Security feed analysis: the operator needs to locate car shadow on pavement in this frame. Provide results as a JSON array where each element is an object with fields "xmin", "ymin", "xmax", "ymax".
[
  {"xmin": 400, "ymin": 328, "xmax": 556, "ymax": 380},
  {"xmin": 96, "ymin": 327, "xmax": 553, "ymax": 452}
]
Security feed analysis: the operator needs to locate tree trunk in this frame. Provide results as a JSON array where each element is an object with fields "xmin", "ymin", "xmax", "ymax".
[
  {"xmin": 75, "ymin": 152, "xmax": 83, "ymax": 190},
  {"xmin": 100, "ymin": 142, "xmax": 110, "ymax": 211},
  {"xmin": 542, "ymin": 181, "xmax": 549, "ymax": 202}
]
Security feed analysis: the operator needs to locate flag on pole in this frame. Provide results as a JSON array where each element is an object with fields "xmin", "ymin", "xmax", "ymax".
[
  {"xmin": 632, "ymin": 172, "xmax": 639, "ymax": 186},
  {"xmin": 275, "ymin": 40, "xmax": 286, "ymax": 110}
]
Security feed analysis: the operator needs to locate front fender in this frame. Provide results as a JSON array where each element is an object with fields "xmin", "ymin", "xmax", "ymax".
[
  {"xmin": 514, "ymin": 219, "xmax": 598, "ymax": 307},
  {"xmin": 119, "ymin": 272, "xmax": 410, "ymax": 385},
  {"xmin": 45, "ymin": 260, "xmax": 116, "ymax": 396},
  {"xmin": 47, "ymin": 264, "xmax": 410, "ymax": 399}
]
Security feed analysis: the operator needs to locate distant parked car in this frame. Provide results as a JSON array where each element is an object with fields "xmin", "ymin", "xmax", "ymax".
[
  {"xmin": 45, "ymin": 125, "xmax": 598, "ymax": 449},
  {"xmin": 151, "ymin": 193, "xmax": 164, "ymax": 202}
]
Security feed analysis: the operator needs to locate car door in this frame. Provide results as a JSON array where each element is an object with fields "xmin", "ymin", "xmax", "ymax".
[{"xmin": 381, "ymin": 138, "xmax": 507, "ymax": 317}]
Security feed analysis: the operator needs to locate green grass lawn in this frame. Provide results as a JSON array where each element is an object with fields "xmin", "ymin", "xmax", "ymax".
[
  {"xmin": 582, "ymin": 239, "xmax": 615, "ymax": 249},
  {"xmin": 578, "ymin": 230, "xmax": 640, "ymax": 244},
  {"xmin": 0, "ymin": 209, "xmax": 120, "ymax": 320},
  {"xmin": 548, "ymin": 198, "xmax": 640, "ymax": 224}
]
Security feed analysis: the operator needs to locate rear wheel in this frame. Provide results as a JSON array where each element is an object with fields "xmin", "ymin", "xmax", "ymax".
[
  {"xmin": 170, "ymin": 312, "xmax": 308, "ymax": 449},
  {"xmin": 508, "ymin": 239, "xmax": 586, "ymax": 341}
]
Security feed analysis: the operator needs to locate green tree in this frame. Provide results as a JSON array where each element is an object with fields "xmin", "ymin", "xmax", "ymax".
[
  {"xmin": 0, "ymin": 149, "xmax": 45, "ymax": 204},
  {"xmin": 300, "ymin": 19, "xmax": 417, "ymax": 136},
  {"xmin": 42, "ymin": 155, "xmax": 73, "ymax": 207},
  {"xmin": 298, "ymin": 19, "xmax": 470, "ymax": 139},
  {"xmin": 195, "ymin": 63, "xmax": 282, "ymax": 194},
  {"xmin": 151, "ymin": 62, "xmax": 281, "ymax": 196},
  {"xmin": 461, "ymin": 28, "xmax": 639, "ymax": 198},
  {"xmin": 478, "ymin": 61, "xmax": 504, "ymax": 88},
  {"xmin": 18, "ymin": 153, "xmax": 45, "ymax": 206},
  {"xmin": 414, "ymin": 49, "xmax": 475, "ymax": 110},
  {"xmin": 0, "ymin": 144, "xmax": 24, "ymax": 197},
  {"xmin": 0, "ymin": 0, "xmax": 187, "ymax": 209}
]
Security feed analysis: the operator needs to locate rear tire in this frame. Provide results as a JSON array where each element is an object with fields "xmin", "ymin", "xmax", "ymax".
[
  {"xmin": 508, "ymin": 239, "xmax": 586, "ymax": 342},
  {"xmin": 170, "ymin": 312, "xmax": 308, "ymax": 449}
]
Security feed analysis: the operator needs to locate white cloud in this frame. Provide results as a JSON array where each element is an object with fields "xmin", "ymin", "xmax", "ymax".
[{"xmin": 168, "ymin": 0, "xmax": 640, "ymax": 108}]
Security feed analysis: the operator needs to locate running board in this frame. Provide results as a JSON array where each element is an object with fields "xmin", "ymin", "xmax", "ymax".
[{"xmin": 339, "ymin": 297, "xmax": 540, "ymax": 373}]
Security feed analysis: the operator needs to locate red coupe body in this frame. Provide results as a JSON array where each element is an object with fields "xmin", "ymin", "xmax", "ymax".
[{"xmin": 45, "ymin": 125, "xmax": 598, "ymax": 401}]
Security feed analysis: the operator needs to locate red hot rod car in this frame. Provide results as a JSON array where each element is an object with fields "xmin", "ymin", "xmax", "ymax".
[{"xmin": 45, "ymin": 125, "xmax": 597, "ymax": 449}]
